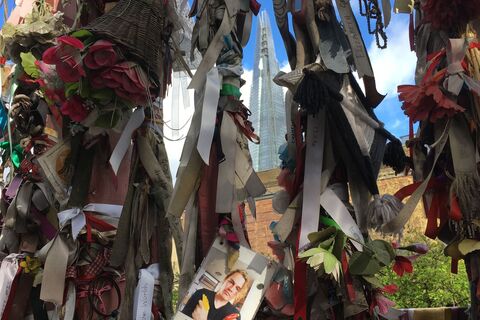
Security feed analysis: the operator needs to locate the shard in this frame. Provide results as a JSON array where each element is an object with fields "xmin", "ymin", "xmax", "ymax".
[{"xmin": 249, "ymin": 11, "xmax": 286, "ymax": 172}]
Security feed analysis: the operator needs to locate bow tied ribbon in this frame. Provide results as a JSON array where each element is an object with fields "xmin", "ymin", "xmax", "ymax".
[
  {"xmin": 58, "ymin": 204, "xmax": 123, "ymax": 240},
  {"xmin": 444, "ymin": 38, "xmax": 480, "ymax": 96}
]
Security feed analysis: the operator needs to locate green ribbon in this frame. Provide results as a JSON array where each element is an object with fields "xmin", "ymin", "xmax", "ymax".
[
  {"xmin": 0, "ymin": 142, "xmax": 24, "ymax": 168},
  {"xmin": 320, "ymin": 215, "xmax": 341, "ymax": 230},
  {"xmin": 220, "ymin": 83, "xmax": 241, "ymax": 98}
]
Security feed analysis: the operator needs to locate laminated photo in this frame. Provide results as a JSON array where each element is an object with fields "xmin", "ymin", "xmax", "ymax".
[{"xmin": 174, "ymin": 238, "xmax": 276, "ymax": 320}]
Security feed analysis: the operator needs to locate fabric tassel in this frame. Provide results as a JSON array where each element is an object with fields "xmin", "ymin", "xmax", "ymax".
[
  {"xmin": 383, "ymin": 140, "xmax": 407, "ymax": 174},
  {"xmin": 366, "ymin": 194, "xmax": 404, "ymax": 234},
  {"xmin": 293, "ymin": 69, "xmax": 343, "ymax": 115},
  {"xmin": 450, "ymin": 173, "xmax": 480, "ymax": 221}
]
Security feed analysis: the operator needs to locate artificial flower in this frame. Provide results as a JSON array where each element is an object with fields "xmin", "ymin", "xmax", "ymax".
[
  {"xmin": 381, "ymin": 284, "xmax": 399, "ymax": 294},
  {"xmin": 398, "ymin": 77, "xmax": 465, "ymax": 123},
  {"xmin": 94, "ymin": 61, "xmax": 150, "ymax": 105},
  {"xmin": 423, "ymin": 0, "xmax": 480, "ymax": 31},
  {"xmin": 392, "ymin": 256, "xmax": 413, "ymax": 276},
  {"xmin": 42, "ymin": 35, "xmax": 85, "ymax": 83},
  {"xmin": 19, "ymin": 256, "xmax": 41, "ymax": 274},
  {"xmin": 370, "ymin": 291, "xmax": 396, "ymax": 315},
  {"xmin": 84, "ymin": 40, "xmax": 118, "ymax": 70},
  {"xmin": 398, "ymin": 243, "xmax": 429, "ymax": 254},
  {"xmin": 60, "ymin": 95, "xmax": 90, "ymax": 122}
]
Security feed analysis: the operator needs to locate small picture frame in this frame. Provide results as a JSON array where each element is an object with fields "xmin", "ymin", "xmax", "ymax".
[{"xmin": 174, "ymin": 238, "xmax": 276, "ymax": 320}]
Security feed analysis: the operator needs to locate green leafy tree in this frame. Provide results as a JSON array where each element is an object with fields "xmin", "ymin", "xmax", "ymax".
[{"xmin": 379, "ymin": 233, "xmax": 470, "ymax": 308}]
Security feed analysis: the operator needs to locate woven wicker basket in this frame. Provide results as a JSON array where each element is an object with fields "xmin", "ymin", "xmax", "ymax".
[{"xmin": 85, "ymin": 0, "xmax": 169, "ymax": 88}]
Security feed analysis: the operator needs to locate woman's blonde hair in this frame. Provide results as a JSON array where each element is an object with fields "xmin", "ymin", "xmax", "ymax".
[{"xmin": 223, "ymin": 269, "xmax": 251, "ymax": 305}]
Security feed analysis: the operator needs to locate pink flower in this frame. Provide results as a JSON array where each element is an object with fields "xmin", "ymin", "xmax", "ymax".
[
  {"xmin": 371, "ymin": 292, "xmax": 396, "ymax": 315},
  {"xmin": 84, "ymin": 40, "xmax": 117, "ymax": 70},
  {"xmin": 42, "ymin": 35, "xmax": 85, "ymax": 83},
  {"xmin": 60, "ymin": 96, "xmax": 90, "ymax": 122}
]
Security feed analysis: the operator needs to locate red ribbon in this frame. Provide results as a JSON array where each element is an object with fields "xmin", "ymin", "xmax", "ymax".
[
  {"xmin": 250, "ymin": 0, "xmax": 261, "ymax": 15},
  {"xmin": 293, "ymin": 259, "xmax": 307, "ymax": 320},
  {"xmin": 77, "ymin": 282, "xmax": 113, "ymax": 315},
  {"xmin": 342, "ymin": 251, "xmax": 356, "ymax": 302},
  {"xmin": 84, "ymin": 212, "xmax": 116, "ymax": 243}
]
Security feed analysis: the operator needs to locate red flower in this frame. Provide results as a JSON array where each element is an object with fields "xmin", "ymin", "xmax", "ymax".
[
  {"xmin": 398, "ymin": 74, "xmax": 465, "ymax": 123},
  {"xmin": 84, "ymin": 40, "xmax": 117, "ymax": 70},
  {"xmin": 60, "ymin": 96, "xmax": 90, "ymax": 122},
  {"xmin": 381, "ymin": 284, "xmax": 399, "ymax": 295},
  {"xmin": 97, "ymin": 62, "xmax": 151, "ymax": 105},
  {"xmin": 392, "ymin": 256, "xmax": 413, "ymax": 277},
  {"xmin": 42, "ymin": 35, "xmax": 85, "ymax": 83}
]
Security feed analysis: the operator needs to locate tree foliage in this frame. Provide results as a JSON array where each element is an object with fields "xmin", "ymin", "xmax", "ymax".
[{"xmin": 379, "ymin": 233, "xmax": 470, "ymax": 308}]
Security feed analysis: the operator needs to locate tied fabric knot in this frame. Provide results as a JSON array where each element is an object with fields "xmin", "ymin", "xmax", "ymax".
[
  {"xmin": 77, "ymin": 281, "xmax": 113, "ymax": 315},
  {"xmin": 444, "ymin": 39, "xmax": 480, "ymax": 96},
  {"xmin": 58, "ymin": 203, "xmax": 123, "ymax": 240}
]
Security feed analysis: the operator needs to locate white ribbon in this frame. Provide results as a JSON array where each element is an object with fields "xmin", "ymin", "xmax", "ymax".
[
  {"xmin": 335, "ymin": 0, "xmax": 374, "ymax": 78},
  {"xmin": 444, "ymin": 38, "xmax": 480, "ymax": 96},
  {"xmin": 109, "ymin": 108, "xmax": 145, "ymax": 174},
  {"xmin": 299, "ymin": 112, "xmax": 326, "ymax": 249},
  {"xmin": 197, "ymin": 67, "xmax": 222, "ymax": 164},
  {"xmin": 0, "ymin": 254, "xmax": 20, "ymax": 318},
  {"xmin": 320, "ymin": 188, "xmax": 364, "ymax": 251},
  {"xmin": 58, "ymin": 203, "xmax": 123, "ymax": 240},
  {"xmin": 133, "ymin": 264, "xmax": 160, "ymax": 320}
]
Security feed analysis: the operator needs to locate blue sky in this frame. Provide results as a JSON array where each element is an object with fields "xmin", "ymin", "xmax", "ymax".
[{"xmin": 237, "ymin": 1, "xmax": 416, "ymax": 138}]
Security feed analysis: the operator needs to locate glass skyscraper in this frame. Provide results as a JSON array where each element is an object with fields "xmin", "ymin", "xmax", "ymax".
[{"xmin": 249, "ymin": 11, "xmax": 286, "ymax": 172}]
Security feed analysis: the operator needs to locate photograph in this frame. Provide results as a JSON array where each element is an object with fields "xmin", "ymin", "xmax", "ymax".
[{"xmin": 174, "ymin": 238, "xmax": 276, "ymax": 320}]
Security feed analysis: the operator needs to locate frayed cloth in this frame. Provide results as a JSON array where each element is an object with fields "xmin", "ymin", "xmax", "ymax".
[
  {"xmin": 367, "ymin": 194, "xmax": 404, "ymax": 234},
  {"xmin": 451, "ymin": 174, "xmax": 480, "ymax": 221}
]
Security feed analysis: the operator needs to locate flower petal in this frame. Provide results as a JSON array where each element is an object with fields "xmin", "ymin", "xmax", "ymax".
[
  {"xmin": 42, "ymin": 46, "xmax": 59, "ymax": 64},
  {"xmin": 57, "ymin": 35, "xmax": 85, "ymax": 50}
]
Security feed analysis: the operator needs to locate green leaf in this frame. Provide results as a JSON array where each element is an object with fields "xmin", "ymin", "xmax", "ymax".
[
  {"xmin": 323, "ymin": 251, "xmax": 338, "ymax": 274},
  {"xmin": 368, "ymin": 239, "xmax": 395, "ymax": 266},
  {"xmin": 299, "ymin": 247, "xmax": 323, "ymax": 259},
  {"xmin": 70, "ymin": 29, "xmax": 93, "ymax": 39},
  {"xmin": 91, "ymin": 88, "xmax": 114, "ymax": 105},
  {"xmin": 307, "ymin": 252, "xmax": 324, "ymax": 269},
  {"xmin": 319, "ymin": 237, "xmax": 335, "ymax": 250},
  {"xmin": 362, "ymin": 275, "xmax": 384, "ymax": 288},
  {"xmin": 332, "ymin": 231, "xmax": 346, "ymax": 260},
  {"xmin": 349, "ymin": 251, "xmax": 382, "ymax": 276},
  {"xmin": 20, "ymin": 52, "xmax": 39, "ymax": 78},
  {"xmin": 79, "ymin": 78, "xmax": 91, "ymax": 99},
  {"xmin": 65, "ymin": 82, "xmax": 80, "ymax": 98},
  {"xmin": 308, "ymin": 227, "xmax": 336, "ymax": 244},
  {"xmin": 94, "ymin": 110, "xmax": 121, "ymax": 128}
]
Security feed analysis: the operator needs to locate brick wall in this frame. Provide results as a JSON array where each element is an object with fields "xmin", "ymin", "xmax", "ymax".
[{"xmin": 246, "ymin": 174, "xmax": 427, "ymax": 257}]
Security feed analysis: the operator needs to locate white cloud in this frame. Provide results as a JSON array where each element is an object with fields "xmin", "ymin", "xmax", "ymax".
[{"xmin": 367, "ymin": 17, "xmax": 417, "ymax": 98}]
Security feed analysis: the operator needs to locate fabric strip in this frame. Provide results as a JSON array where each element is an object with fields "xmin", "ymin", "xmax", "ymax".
[
  {"xmin": 109, "ymin": 108, "xmax": 145, "ymax": 174},
  {"xmin": 299, "ymin": 113, "xmax": 326, "ymax": 249},
  {"xmin": 197, "ymin": 68, "xmax": 222, "ymax": 164},
  {"xmin": 383, "ymin": 121, "xmax": 450, "ymax": 233},
  {"xmin": 334, "ymin": 0, "xmax": 374, "ymax": 77}
]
